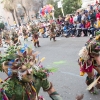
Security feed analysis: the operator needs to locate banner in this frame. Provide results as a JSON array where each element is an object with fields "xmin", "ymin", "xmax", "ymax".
[{"xmin": 58, "ymin": 1, "xmax": 62, "ymax": 8}]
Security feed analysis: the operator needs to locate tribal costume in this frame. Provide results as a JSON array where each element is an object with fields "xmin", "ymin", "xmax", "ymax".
[
  {"xmin": 78, "ymin": 35, "xmax": 100, "ymax": 92},
  {"xmin": 22, "ymin": 28, "xmax": 28, "ymax": 40},
  {"xmin": 32, "ymin": 33, "xmax": 41, "ymax": 48},
  {"xmin": 11, "ymin": 31, "xmax": 19, "ymax": 46},
  {"xmin": 0, "ymin": 45, "xmax": 62, "ymax": 100},
  {"xmin": 50, "ymin": 23, "xmax": 56, "ymax": 41},
  {"xmin": 2, "ymin": 31, "xmax": 11, "ymax": 46},
  {"xmin": 0, "ymin": 35, "xmax": 2, "ymax": 47},
  {"xmin": 28, "ymin": 24, "xmax": 41, "ymax": 48}
]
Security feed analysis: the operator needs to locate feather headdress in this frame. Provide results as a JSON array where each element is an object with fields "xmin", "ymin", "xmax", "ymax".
[{"xmin": 79, "ymin": 46, "xmax": 90, "ymax": 62}]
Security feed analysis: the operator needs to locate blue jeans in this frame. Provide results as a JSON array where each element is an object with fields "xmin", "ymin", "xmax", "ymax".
[
  {"xmin": 42, "ymin": 34, "xmax": 47, "ymax": 38},
  {"xmin": 89, "ymin": 28, "xmax": 95, "ymax": 36},
  {"xmin": 63, "ymin": 30, "xmax": 70, "ymax": 36}
]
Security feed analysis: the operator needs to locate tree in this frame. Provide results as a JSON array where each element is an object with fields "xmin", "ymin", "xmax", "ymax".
[
  {"xmin": 2, "ymin": 0, "xmax": 16, "ymax": 21},
  {"xmin": 46, "ymin": 0, "xmax": 82, "ymax": 18},
  {"xmin": 0, "ymin": 22, "xmax": 5, "ymax": 29},
  {"xmin": 32, "ymin": 0, "xmax": 46, "ymax": 18},
  {"xmin": 46, "ymin": 0, "xmax": 62, "ymax": 18},
  {"xmin": 20, "ymin": 0, "xmax": 27, "ymax": 16},
  {"xmin": 39, "ymin": 0, "xmax": 44, "ymax": 8},
  {"xmin": 63, "ymin": 0, "xmax": 82, "ymax": 15}
]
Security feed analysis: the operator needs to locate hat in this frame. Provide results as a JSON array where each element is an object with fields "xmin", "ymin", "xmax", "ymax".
[
  {"xmin": 78, "ymin": 46, "xmax": 90, "ymax": 62},
  {"xmin": 86, "ymin": 35, "xmax": 100, "ymax": 57}
]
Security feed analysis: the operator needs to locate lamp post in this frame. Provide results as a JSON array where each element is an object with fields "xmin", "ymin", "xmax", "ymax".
[
  {"xmin": 57, "ymin": 0, "xmax": 64, "ymax": 16},
  {"xmin": 7, "ymin": 17, "xmax": 10, "ymax": 28}
]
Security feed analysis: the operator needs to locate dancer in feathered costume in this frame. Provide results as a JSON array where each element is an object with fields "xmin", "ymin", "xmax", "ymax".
[
  {"xmin": 0, "ymin": 45, "xmax": 62, "ymax": 100},
  {"xmin": 2, "ymin": 31, "xmax": 11, "ymax": 46},
  {"xmin": 0, "ymin": 35, "xmax": 2, "ymax": 47},
  {"xmin": 50, "ymin": 23, "xmax": 56, "ymax": 42},
  {"xmin": 78, "ymin": 34, "xmax": 100, "ymax": 93},
  {"xmin": 28, "ymin": 24, "xmax": 41, "ymax": 47},
  {"xmin": 22, "ymin": 28, "xmax": 28, "ymax": 41},
  {"xmin": 11, "ymin": 31, "xmax": 19, "ymax": 46}
]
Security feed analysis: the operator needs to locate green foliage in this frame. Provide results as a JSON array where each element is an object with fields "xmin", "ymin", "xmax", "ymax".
[
  {"xmin": 63, "ymin": 0, "xmax": 82, "ymax": 15},
  {"xmin": 0, "ymin": 46, "xmax": 17, "ymax": 72},
  {"xmin": 0, "ymin": 23, "xmax": 5, "ymax": 29},
  {"xmin": 46, "ymin": 0, "xmax": 82, "ymax": 18},
  {"xmin": 0, "ymin": 78, "xmax": 27, "ymax": 100},
  {"xmin": 30, "ymin": 26, "xmax": 39, "ymax": 34},
  {"xmin": 96, "ymin": 31, "xmax": 100, "ymax": 36},
  {"xmin": 33, "ymin": 66, "xmax": 57, "ymax": 79}
]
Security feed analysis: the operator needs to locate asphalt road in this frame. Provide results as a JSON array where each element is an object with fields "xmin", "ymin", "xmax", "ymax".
[{"xmin": 0, "ymin": 36, "xmax": 100, "ymax": 100}]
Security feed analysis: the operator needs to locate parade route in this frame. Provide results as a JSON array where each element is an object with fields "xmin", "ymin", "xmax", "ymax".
[
  {"xmin": 33, "ymin": 37, "xmax": 100, "ymax": 100},
  {"xmin": 0, "ymin": 37, "xmax": 100, "ymax": 100}
]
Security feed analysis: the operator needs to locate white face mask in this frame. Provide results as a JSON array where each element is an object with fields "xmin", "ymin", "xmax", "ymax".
[{"xmin": 18, "ymin": 67, "xmax": 33, "ymax": 80}]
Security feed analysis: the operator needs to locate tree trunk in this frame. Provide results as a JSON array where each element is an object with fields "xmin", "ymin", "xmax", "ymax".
[
  {"xmin": 15, "ymin": 9, "xmax": 21, "ymax": 26},
  {"xmin": 22, "ymin": 5, "xmax": 27, "ymax": 16},
  {"xmin": 20, "ymin": 0, "xmax": 27, "ymax": 16},
  {"xmin": 40, "ymin": 0, "xmax": 44, "ymax": 8},
  {"xmin": 27, "ymin": 10, "xmax": 30, "ymax": 22},
  {"xmin": 11, "ymin": 11, "xmax": 15, "ymax": 21}
]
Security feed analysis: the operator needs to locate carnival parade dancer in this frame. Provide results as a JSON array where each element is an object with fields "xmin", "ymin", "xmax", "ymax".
[
  {"xmin": 28, "ymin": 24, "xmax": 41, "ymax": 48},
  {"xmin": 78, "ymin": 34, "xmax": 100, "ymax": 93},
  {"xmin": 50, "ymin": 23, "xmax": 56, "ymax": 42},
  {"xmin": 11, "ymin": 31, "xmax": 19, "ymax": 46},
  {"xmin": 22, "ymin": 27, "xmax": 29, "ymax": 41},
  {"xmin": 0, "ymin": 44, "xmax": 62, "ymax": 100}
]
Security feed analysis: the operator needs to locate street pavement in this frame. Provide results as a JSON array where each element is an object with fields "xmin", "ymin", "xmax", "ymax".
[{"xmin": 0, "ymin": 36, "xmax": 100, "ymax": 100}]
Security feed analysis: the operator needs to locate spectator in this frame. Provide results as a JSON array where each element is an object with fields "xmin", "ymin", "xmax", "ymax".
[
  {"xmin": 68, "ymin": 22, "xmax": 76, "ymax": 36},
  {"xmin": 85, "ymin": 20, "xmax": 91, "ymax": 36},
  {"xmin": 76, "ymin": 21, "xmax": 81, "ymax": 37},
  {"xmin": 89, "ymin": 10, "xmax": 96, "ymax": 27},
  {"xmin": 96, "ymin": 10, "xmax": 100, "ymax": 20},
  {"xmin": 77, "ymin": 12, "xmax": 81, "ymax": 23},
  {"xmin": 94, "ymin": 18, "xmax": 100, "ymax": 28},
  {"xmin": 69, "ymin": 15, "xmax": 73, "ymax": 24}
]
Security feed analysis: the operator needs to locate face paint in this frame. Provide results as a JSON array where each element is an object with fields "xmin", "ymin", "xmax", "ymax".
[{"xmin": 18, "ymin": 67, "xmax": 33, "ymax": 82}]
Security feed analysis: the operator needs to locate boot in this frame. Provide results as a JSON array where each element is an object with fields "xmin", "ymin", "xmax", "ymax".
[
  {"xmin": 53, "ymin": 37, "xmax": 56, "ymax": 42},
  {"xmin": 50, "ymin": 37, "xmax": 52, "ymax": 41},
  {"xmin": 37, "ymin": 41, "xmax": 41, "ymax": 47},
  {"xmin": 96, "ymin": 73, "xmax": 100, "ymax": 89},
  {"xmin": 50, "ymin": 91, "xmax": 62, "ymax": 100},
  {"xmin": 86, "ymin": 76, "xmax": 94, "ymax": 93},
  {"xmin": 34, "ymin": 42, "xmax": 37, "ymax": 48}
]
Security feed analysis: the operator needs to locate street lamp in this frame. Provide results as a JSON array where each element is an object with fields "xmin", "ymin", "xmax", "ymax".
[
  {"xmin": 57, "ymin": 0, "xmax": 65, "ymax": 16},
  {"xmin": 7, "ymin": 17, "xmax": 10, "ymax": 27}
]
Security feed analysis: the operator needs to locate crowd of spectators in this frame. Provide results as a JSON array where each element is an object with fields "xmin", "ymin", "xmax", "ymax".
[{"xmin": 38, "ymin": 4, "xmax": 100, "ymax": 38}]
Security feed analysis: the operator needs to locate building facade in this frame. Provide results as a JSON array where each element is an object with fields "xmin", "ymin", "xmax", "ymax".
[
  {"xmin": 82, "ymin": 0, "xmax": 99, "ymax": 8},
  {"xmin": 0, "ymin": 0, "xmax": 35, "ymax": 28},
  {"xmin": 0, "ymin": 1, "xmax": 14, "ymax": 27}
]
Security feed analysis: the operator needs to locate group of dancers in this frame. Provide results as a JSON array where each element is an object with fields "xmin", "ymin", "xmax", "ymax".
[{"xmin": 1, "ymin": 21, "xmax": 100, "ymax": 99}]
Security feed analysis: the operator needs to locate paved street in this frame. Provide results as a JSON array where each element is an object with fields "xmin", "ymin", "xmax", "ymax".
[{"xmin": 0, "ymin": 36, "xmax": 100, "ymax": 100}]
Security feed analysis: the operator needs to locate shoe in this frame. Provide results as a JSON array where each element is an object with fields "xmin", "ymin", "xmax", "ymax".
[{"xmin": 50, "ymin": 38, "xmax": 52, "ymax": 41}]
